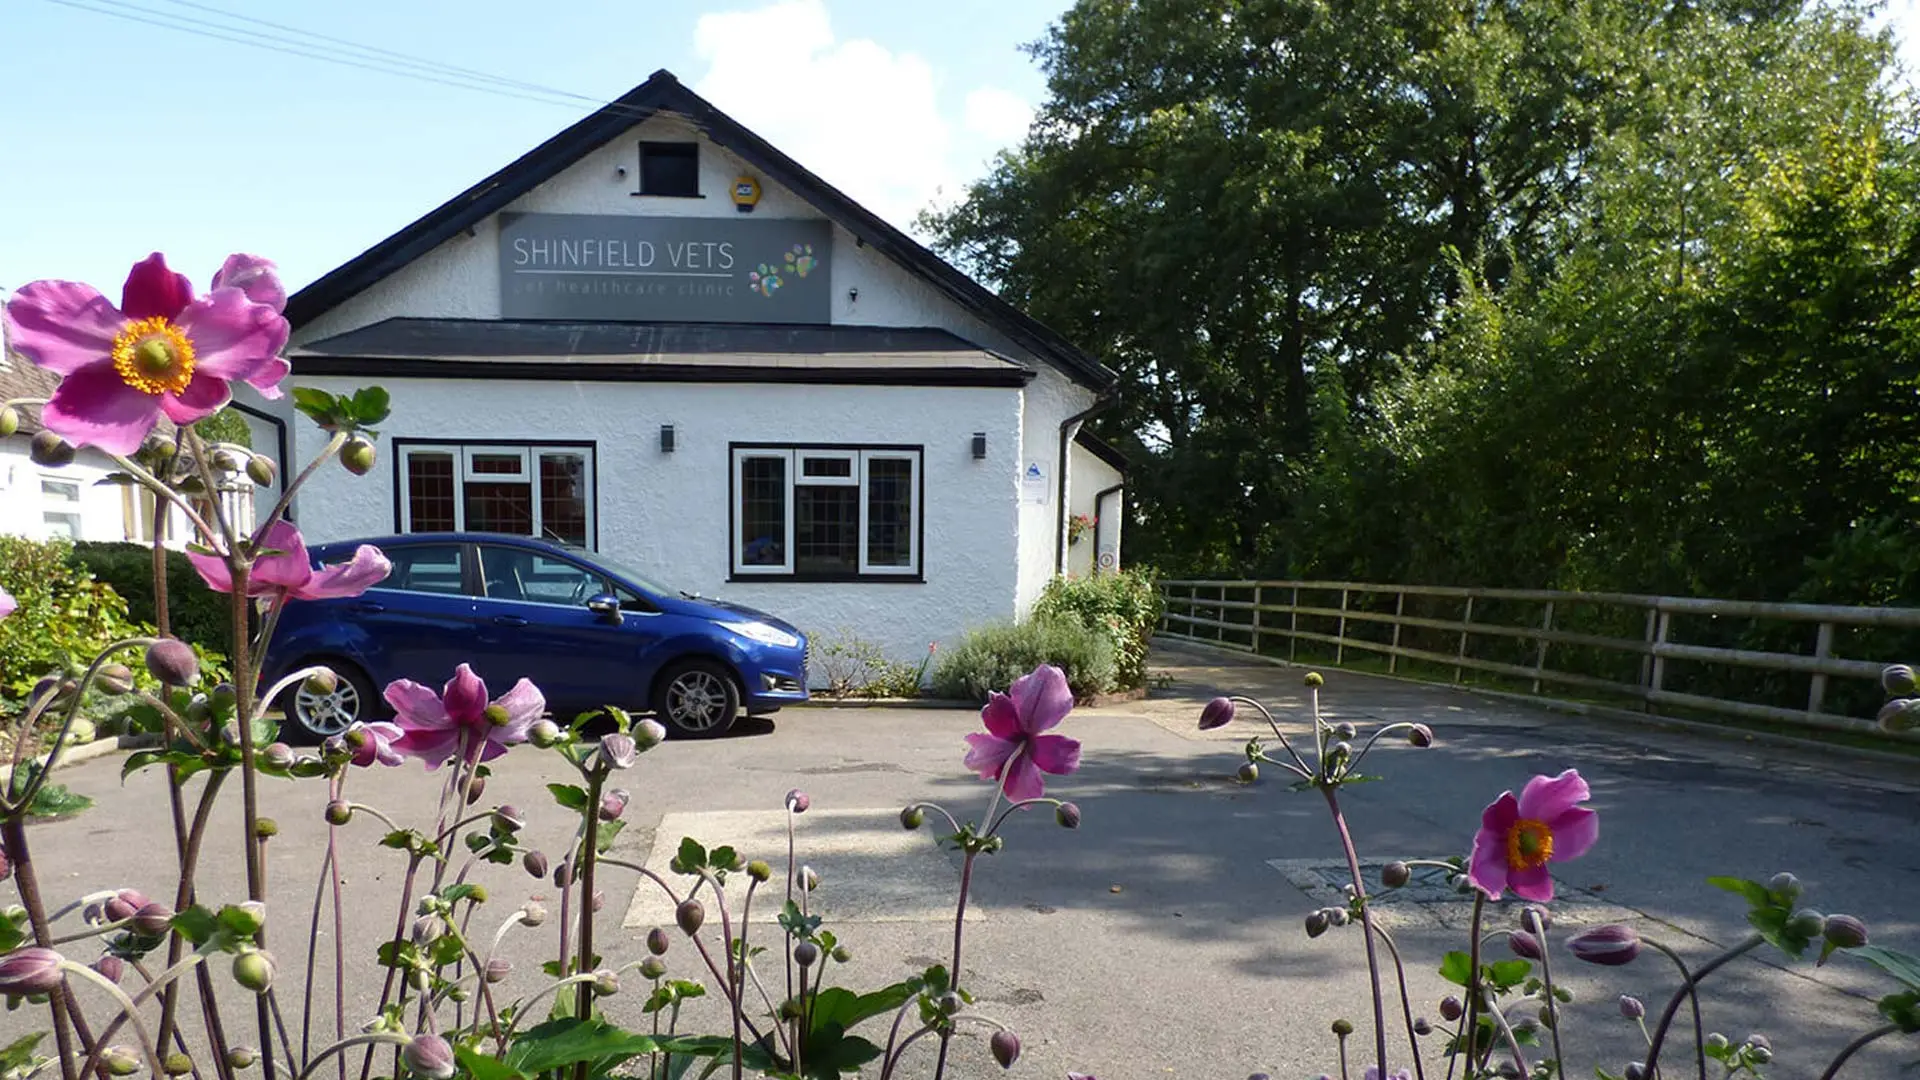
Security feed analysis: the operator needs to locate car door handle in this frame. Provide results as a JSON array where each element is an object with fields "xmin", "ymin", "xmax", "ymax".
[
  {"xmin": 351, "ymin": 601, "xmax": 385, "ymax": 614},
  {"xmin": 492, "ymin": 615, "xmax": 528, "ymax": 628}
]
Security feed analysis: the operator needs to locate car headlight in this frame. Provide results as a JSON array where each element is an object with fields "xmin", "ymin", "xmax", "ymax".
[{"xmin": 717, "ymin": 620, "xmax": 800, "ymax": 648}]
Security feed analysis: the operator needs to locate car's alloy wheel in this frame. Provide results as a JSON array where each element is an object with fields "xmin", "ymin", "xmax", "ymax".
[
  {"xmin": 293, "ymin": 674, "xmax": 362, "ymax": 737},
  {"xmin": 656, "ymin": 661, "xmax": 739, "ymax": 737}
]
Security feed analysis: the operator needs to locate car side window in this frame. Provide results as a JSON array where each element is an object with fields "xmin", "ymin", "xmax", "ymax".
[
  {"xmin": 478, "ymin": 547, "xmax": 608, "ymax": 605},
  {"xmin": 380, "ymin": 545, "xmax": 470, "ymax": 596}
]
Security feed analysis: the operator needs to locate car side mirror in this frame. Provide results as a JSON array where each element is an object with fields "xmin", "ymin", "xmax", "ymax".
[{"xmin": 587, "ymin": 593, "xmax": 623, "ymax": 623}]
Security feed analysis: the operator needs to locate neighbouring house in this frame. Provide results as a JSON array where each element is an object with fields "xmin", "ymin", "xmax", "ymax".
[
  {"xmin": 0, "ymin": 348, "xmax": 271, "ymax": 549},
  {"xmin": 261, "ymin": 69, "xmax": 1126, "ymax": 664}
]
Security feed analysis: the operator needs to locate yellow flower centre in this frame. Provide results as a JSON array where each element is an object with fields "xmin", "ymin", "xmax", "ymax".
[
  {"xmin": 111, "ymin": 317, "xmax": 196, "ymax": 396},
  {"xmin": 1506, "ymin": 818, "xmax": 1554, "ymax": 871}
]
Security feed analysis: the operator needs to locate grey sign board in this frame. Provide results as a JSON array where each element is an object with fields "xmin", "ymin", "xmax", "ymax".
[{"xmin": 498, "ymin": 213, "xmax": 834, "ymax": 323}]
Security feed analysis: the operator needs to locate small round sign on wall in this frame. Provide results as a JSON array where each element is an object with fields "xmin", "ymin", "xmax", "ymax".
[{"xmin": 1097, "ymin": 548, "xmax": 1118, "ymax": 571}]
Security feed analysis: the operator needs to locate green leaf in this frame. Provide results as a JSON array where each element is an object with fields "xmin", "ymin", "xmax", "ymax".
[
  {"xmin": 440, "ymin": 883, "xmax": 486, "ymax": 906},
  {"xmin": 0, "ymin": 1033, "xmax": 45, "ymax": 1074},
  {"xmin": 1707, "ymin": 876, "xmax": 1772, "ymax": 909},
  {"xmin": 1488, "ymin": 959, "xmax": 1532, "ymax": 990},
  {"xmin": 547, "ymin": 783, "xmax": 590, "ymax": 811},
  {"xmin": 809, "ymin": 978, "xmax": 922, "ymax": 1032},
  {"xmin": 0, "ymin": 913, "xmax": 25, "ymax": 953},
  {"xmin": 710, "ymin": 845, "xmax": 743, "ymax": 872},
  {"xmin": 291, "ymin": 387, "xmax": 338, "ymax": 422},
  {"xmin": 454, "ymin": 1045, "xmax": 526, "ymax": 1080},
  {"xmin": 675, "ymin": 837, "xmax": 707, "ymax": 874},
  {"xmin": 1439, "ymin": 950, "xmax": 1473, "ymax": 987},
  {"xmin": 778, "ymin": 900, "xmax": 822, "ymax": 938},
  {"xmin": 504, "ymin": 1018, "xmax": 659, "ymax": 1074},
  {"xmin": 1746, "ymin": 906, "xmax": 1808, "ymax": 958},
  {"xmin": 375, "ymin": 941, "xmax": 420, "ymax": 970},
  {"xmin": 169, "ymin": 906, "xmax": 219, "ymax": 947},
  {"xmin": 428, "ymin": 935, "xmax": 465, "ymax": 968},
  {"xmin": 1851, "ymin": 945, "xmax": 1920, "ymax": 991},
  {"xmin": 348, "ymin": 387, "xmax": 392, "ymax": 426},
  {"xmin": 1877, "ymin": 989, "xmax": 1920, "ymax": 1033},
  {"xmin": 595, "ymin": 819, "xmax": 627, "ymax": 854}
]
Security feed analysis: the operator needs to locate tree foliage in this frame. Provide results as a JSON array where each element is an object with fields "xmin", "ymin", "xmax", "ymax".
[{"xmin": 928, "ymin": 0, "xmax": 1917, "ymax": 604}]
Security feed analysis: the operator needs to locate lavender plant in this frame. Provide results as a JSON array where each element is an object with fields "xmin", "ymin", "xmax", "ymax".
[
  {"xmin": 1203, "ymin": 671, "xmax": 1920, "ymax": 1080},
  {"xmin": 0, "ymin": 252, "xmax": 1089, "ymax": 1080}
]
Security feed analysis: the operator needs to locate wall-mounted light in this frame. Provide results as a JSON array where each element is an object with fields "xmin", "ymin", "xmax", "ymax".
[
  {"xmin": 848, "ymin": 287, "xmax": 859, "ymax": 304},
  {"xmin": 971, "ymin": 432, "xmax": 987, "ymax": 460},
  {"xmin": 660, "ymin": 425, "xmax": 676, "ymax": 454}
]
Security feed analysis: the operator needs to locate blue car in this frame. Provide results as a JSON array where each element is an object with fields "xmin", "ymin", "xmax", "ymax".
[{"xmin": 261, "ymin": 532, "xmax": 808, "ymax": 739}]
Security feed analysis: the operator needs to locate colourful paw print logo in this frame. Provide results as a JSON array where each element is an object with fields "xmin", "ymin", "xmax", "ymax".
[
  {"xmin": 749, "ymin": 264, "xmax": 782, "ymax": 297},
  {"xmin": 784, "ymin": 244, "xmax": 819, "ymax": 278}
]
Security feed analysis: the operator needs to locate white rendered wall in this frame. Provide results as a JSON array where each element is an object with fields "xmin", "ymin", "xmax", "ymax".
[{"xmin": 1066, "ymin": 442, "xmax": 1123, "ymax": 579}]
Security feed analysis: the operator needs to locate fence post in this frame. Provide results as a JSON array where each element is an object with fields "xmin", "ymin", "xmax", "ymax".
[
  {"xmin": 1252, "ymin": 585, "xmax": 1264, "ymax": 656},
  {"xmin": 1216, "ymin": 585, "xmax": 1227, "ymax": 644},
  {"xmin": 1808, "ymin": 621, "xmax": 1834, "ymax": 717},
  {"xmin": 1455, "ymin": 595, "xmax": 1474, "ymax": 683},
  {"xmin": 1639, "ymin": 606, "xmax": 1656, "ymax": 706},
  {"xmin": 1289, "ymin": 586, "xmax": 1299, "ymax": 662},
  {"xmin": 1648, "ymin": 608, "xmax": 1671, "ymax": 714},
  {"xmin": 1533, "ymin": 600, "xmax": 1554, "ymax": 695},
  {"xmin": 1388, "ymin": 591, "xmax": 1405, "ymax": 674},
  {"xmin": 1336, "ymin": 588, "xmax": 1349, "ymax": 665}
]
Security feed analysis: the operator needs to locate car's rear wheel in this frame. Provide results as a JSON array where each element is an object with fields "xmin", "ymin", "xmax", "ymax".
[
  {"xmin": 281, "ymin": 658, "xmax": 377, "ymax": 741},
  {"xmin": 653, "ymin": 660, "xmax": 740, "ymax": 738}
]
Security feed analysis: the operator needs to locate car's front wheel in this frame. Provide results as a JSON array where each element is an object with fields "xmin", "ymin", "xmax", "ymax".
[
  {"xmin": 652, "ymin": 659, "xmax": 740, "ymax": 738},
  {"xmin": 281, "ymin": 658, "xmax": 376, "ymax": 741}
]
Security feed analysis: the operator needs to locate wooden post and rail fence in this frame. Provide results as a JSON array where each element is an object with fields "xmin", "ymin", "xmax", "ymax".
[{"xmin": 1155, "ymin": 579, "xmax": 1920, "ymax": 741}]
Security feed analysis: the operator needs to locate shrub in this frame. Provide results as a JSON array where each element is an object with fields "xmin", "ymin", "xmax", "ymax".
[
  {"xmin": 0, "ymin": 537, "xmax": 146, "ymax": 702},
  {"xmin": 1033, "ymin": 569, "xmax": 1163, "ymax": 689},
  {"xmin": 931, "ymin": 617, "xmax": 1116, "ymax": 702},
  {"xmin": 69, "ymin": 540, "xmax": 240, "ymax": 654},
  {"xmin": 812, "ymin": 631, "xmax": 930, "ymax": 698}
]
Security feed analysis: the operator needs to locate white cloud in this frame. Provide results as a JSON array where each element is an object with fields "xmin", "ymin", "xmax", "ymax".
[{"xmin": 690, "ymin": 0, "xmax": 1029, "ymax": 233}]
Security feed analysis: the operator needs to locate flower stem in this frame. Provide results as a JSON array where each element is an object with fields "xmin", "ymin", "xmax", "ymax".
[
  {"xmin": 1322, "ymin": 785, "xmax": 1389, "ymax": 1078},
  {"xmin": 572, "ymin": 770, "xmax": 605, "ymax": 1045},
  {"xmin": 1643, "ymin": 939, "xmax": 1706, "ymax": 1080},
  {"xmin": 1370, "ymin": 922, "xmax": 1426, "ymax": 1080},
  {"xmin": 1817, "ymin": 1023, "xmax": 1901, "ymax": 1080},
  {"xmin": 1449, "ymin": 892, "xmax": 1487, "ymax": 1080},
  {"xmin": 3, "ymin": 815, "xmax": 80, "ymax": 1080},
  {"xmin": 1641, "ymin": 934, "xmax": 1762, "ymax": 1079},
  {"xmin": 1530, "ymin": 917, "xmax": 1566, "ymax": 1080}
]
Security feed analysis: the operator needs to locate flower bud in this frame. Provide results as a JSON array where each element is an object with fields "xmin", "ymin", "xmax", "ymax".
[
  {"xmin": 486, "ymin": 806, "xmax": 523, "ymax": 834},
  {"xmin": 324, "ymin": 800, "xmax": 352, "ymax": 826},
  {"xmin": 1332, "ymin": 721, "xmax": 1357, "ymax": 740},
  {"xmin": 1327, "ymin": 907, "xmax": 1350, "ymax": 927},
  {"xmin": 484, "ymin": 958, "xmax": 511, "ymax": 984},
  {"xmin": 1749, "ymin": 1044, "xmax": 1773, "ymax": 1065},
  {"xmin": 591, "ymin": 968, "xmax": 619, "ymax": 997},
  {"xmin": 794, "ymin": 941, "xmax": 819, "ymax": 967},
  {"xmin": 676, "ymin": 899, "xmax": 705, "ymax": 935},
  {"xmin": 1747, "ymin": 1033, "xmax": 1771, "ymax": 1052},
  {"xmin": 1237, "ymin": 762, "xmax": 1259, "ymax": 784},
  {"xmin": 1382, "ymin": 862, "xmax": 1411, "ymax": 888},
  {"xmin": 1876, "ymin": 698, "xmax": 1920, "ymax": 733},
  {"xmin": 801, "ymin": 866, "xmax": 820, "ymax": 892},
  {"xmin": 341, "ymin": 437, "xmax": 377, "ymax": 477},
  {"xmin": 936, "ymin": 992, "xmax": 962, "ymax": 1016},
  {"xmin": 1705, "ymin": 1033, "xmax": 1728, "ymax": 1053},
  {"xmin": 1055, "ymin": 802, "xmax": 1082, "ymax": 829},
  {"xmin": 164, "ymin": 1052, "xmax": 194, "ymax": 1075},
  {"xmin": 522, "ymin": 851, "xmax": 549, "ymax": 879},
  {"xmin": 29, "ymin": 430, "xmax": 75, "ymax": 467},
  {"xmin": 596, "ymin": 733, "xmax": 637, "ymax": 771},
  {"xmin": 785, "ymin": 789, "xmax": 811, "ymax": 813},
  {"xmin": 1823, "ymin": 914, "xmax": 1868, "ymax": 949},
  {"xmin": 1328, "ymin": 740, "xmax": 1353, "ymax": 761},
  {"xmin": 1198, "ymin": 697, "xmax": 1236, "ymax": 730},
  {"xmin": 246, "ymin": 456, "xmax": 277, "ymax": 487},
  {"xmin": 1439, "ymin": 995, "xmax": 1464, "ymax": 1021},
  {"xmin": 464, "ymin": 774, "xmax": 487, "ymax": 803},
  {"xmin": 411, "ymin": 916, "xmax": 444, "ymax": 947},
  {"xmin": 96, "ymin": 664, "xmax": 136, "ymax": 696},
  {"xmin": 1303, "ymin": 672, "xmax": 1324, "ymax": 688},
  {"xmin": 231, "ymin": 950, "xmax": 274, "ymax": 993},
  {"xmin": 1413, "ymin": 1016, "xmax": 1432, "ymax": 1036},
  {"xmin": 634, "ymin": 718, "xmax": 667, "ymax": 749},
  {"xmin": 92, "ymin": 954, "xmax": 126, "ymax": 984},
  {"xmin": 598, "ymin": 789, "xmax": 629, "ymax": 821},
  {"xmin": 304, "ymin": 669, "xmax": 339, "ymax": 696},
  {"xmin": 1619, "ymin": 994, "xmax": 1645, "ymax": 1020},
  {"xmin": 0, "ymin": 947, "xmax": 65, "ymax": 994},
  {"xmin": 105, "ymin": 890, "xmax": 147, "ymax": 922},
  {"xmin": 1567, "ymin": 924, "xmax": 1641, "ymax": 966},
  {"xmin": 551, "ymin": 857, "xmax": 574, "ymax": 888},
  {"xmin": 1330, "ymin": 1018, "xmax": 1354, "ymax": 1037},
  {"xmin": 647, "ymin": 927, "xmax": 670, "ymax": 956},
  {"xmin": 0, "ymin": 406, "xmax": 17, "ymax": 438},
  {"xmin": 529, "ymin": 719, "xmax": 562, "ymax": 748},
  {"xmin": 1787, "ymin": 909, "xmax": 1826, "ymax": 938},
  {"xmin": 101, "ymin": 1048, "xmax": 140, "ymax": 1077},
  {"xmin": 747, "ymin": 860, "xmax": 772, "ymax": 883},
  {"xmin": 900, "ymin": 806, "xmax": 925, "ymax": 830},
  {"xmin": 831, "ymin": 945, "xmax": 851, "ymax": 963},
  {"xmin": 1884, "ymin": 664, "xmax": 1917, "ymax": 695},
  {"xmin": 989, "ymin": 1030, "xmax": 1020, "ymax": 1069},
  {"xmin": 590, "ymin": 890, "xmax": 605, "ymax": 913},
  {"xmin": 1304, "ymin": 910, "xmax": 1331, "ymax": 938},
  {"xmin": 145, "ymin": 638, "xmax": 200, "ymax": 687},
  {"xmin": 263, "ymin": 743, "xmax": 295, "ymax": 769},
  {"xmin": 519, "ymin": 902, "xmax": 547, "ymax": 927},
  {"xmin": 225, "ymin": 1047, "xmax": 257, "ymax": 1070},
  {"xmin": 1622, "ymin": 1064, "xmax": 1647, "ymax": 1080},
  {"xmin": 1509, "ymin": 930, "xmax": 1543, "ymax": 960},
  {"xmin": 1408, "ymin": 724, "xmax": 1434, "ymax": 748},
  {"xmin": 131, "ymin": 903, "xmax": 174, "ymax": 938},
  {"xmin": 402, "ymin": 1034, "xmax": 455, "ymax": 1080},
  {"xmin": 639, "ymin": 956, "xmax": 666, "ymax": 979},
  {"xmin": 1767, "ymin": 872, "xmax": 1801, "ymax": 900}
]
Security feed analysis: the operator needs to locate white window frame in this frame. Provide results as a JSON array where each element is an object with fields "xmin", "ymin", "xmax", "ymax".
[
  {"xmin": 730, "ymin": 446, "xmax": 922, "ymax": 579},
  {"xmin": 398, "ymin": 443, "xmax": 595, "ymax": 545},
  {"xmin": 41, "ymin": 474, "xmax": 82, "ymax": 541}
]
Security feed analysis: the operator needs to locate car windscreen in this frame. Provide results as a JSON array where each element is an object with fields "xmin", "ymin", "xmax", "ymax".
[{"xmin": 570, "ymin": 550, "xmax": 678, "ymax": 599}]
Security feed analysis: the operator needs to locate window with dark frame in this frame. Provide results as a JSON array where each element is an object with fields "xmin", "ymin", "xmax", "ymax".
[
  {"xmin": 732, "ymin": 446, "xmax": 921, "ymax": 579},
  {"xmin": 638, "ymin": 141, "xmax": 700, "ymax": 197},
  {"xmin": 398, "ymin": 444, "xmax": 594, "ymax": 546}
]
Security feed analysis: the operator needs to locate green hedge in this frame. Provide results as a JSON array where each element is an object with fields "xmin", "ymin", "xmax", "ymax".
[
  {"xmin": 1032, "ymin": 570, "xmax": 1162, "ymax": 689},
  {"xmin": 69, "ymin": 541, "xmax": 239, "ymax": 655},
  {"xmin": 929, "ymin": 617, "xmax": 1117, "ymax": 703}
]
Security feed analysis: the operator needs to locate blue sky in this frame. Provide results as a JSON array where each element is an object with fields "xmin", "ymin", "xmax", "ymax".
[{"xmin": 3, "ymin": 0, "xmax": 1918, "ymax": 298}]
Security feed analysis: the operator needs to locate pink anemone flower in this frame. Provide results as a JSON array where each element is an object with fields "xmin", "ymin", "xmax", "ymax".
[
  {"xmin": 187, "ymin": 520, "xmax": 390, "ymax": 602},
  {"xmin": 344, "ymin": 721, "xmax": 405, "ymax": 768},
  {"xmin": 1468, "ymin": 768, "xmax": 1598, "ymax": 902},
  {"xmin": 0, "ymin": 586, "xmax": 13, "ymax": 622},
  {"xmin": 385, "ymin": 664, "xmax": 544, "ymax": 769},
  {"xmin": 2, "ymin": 253, "xmax": 290, "ymax": 455},
  {"xmin": 962, "ymin": 664, "xmax": 1082, "ymax": 801}
]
